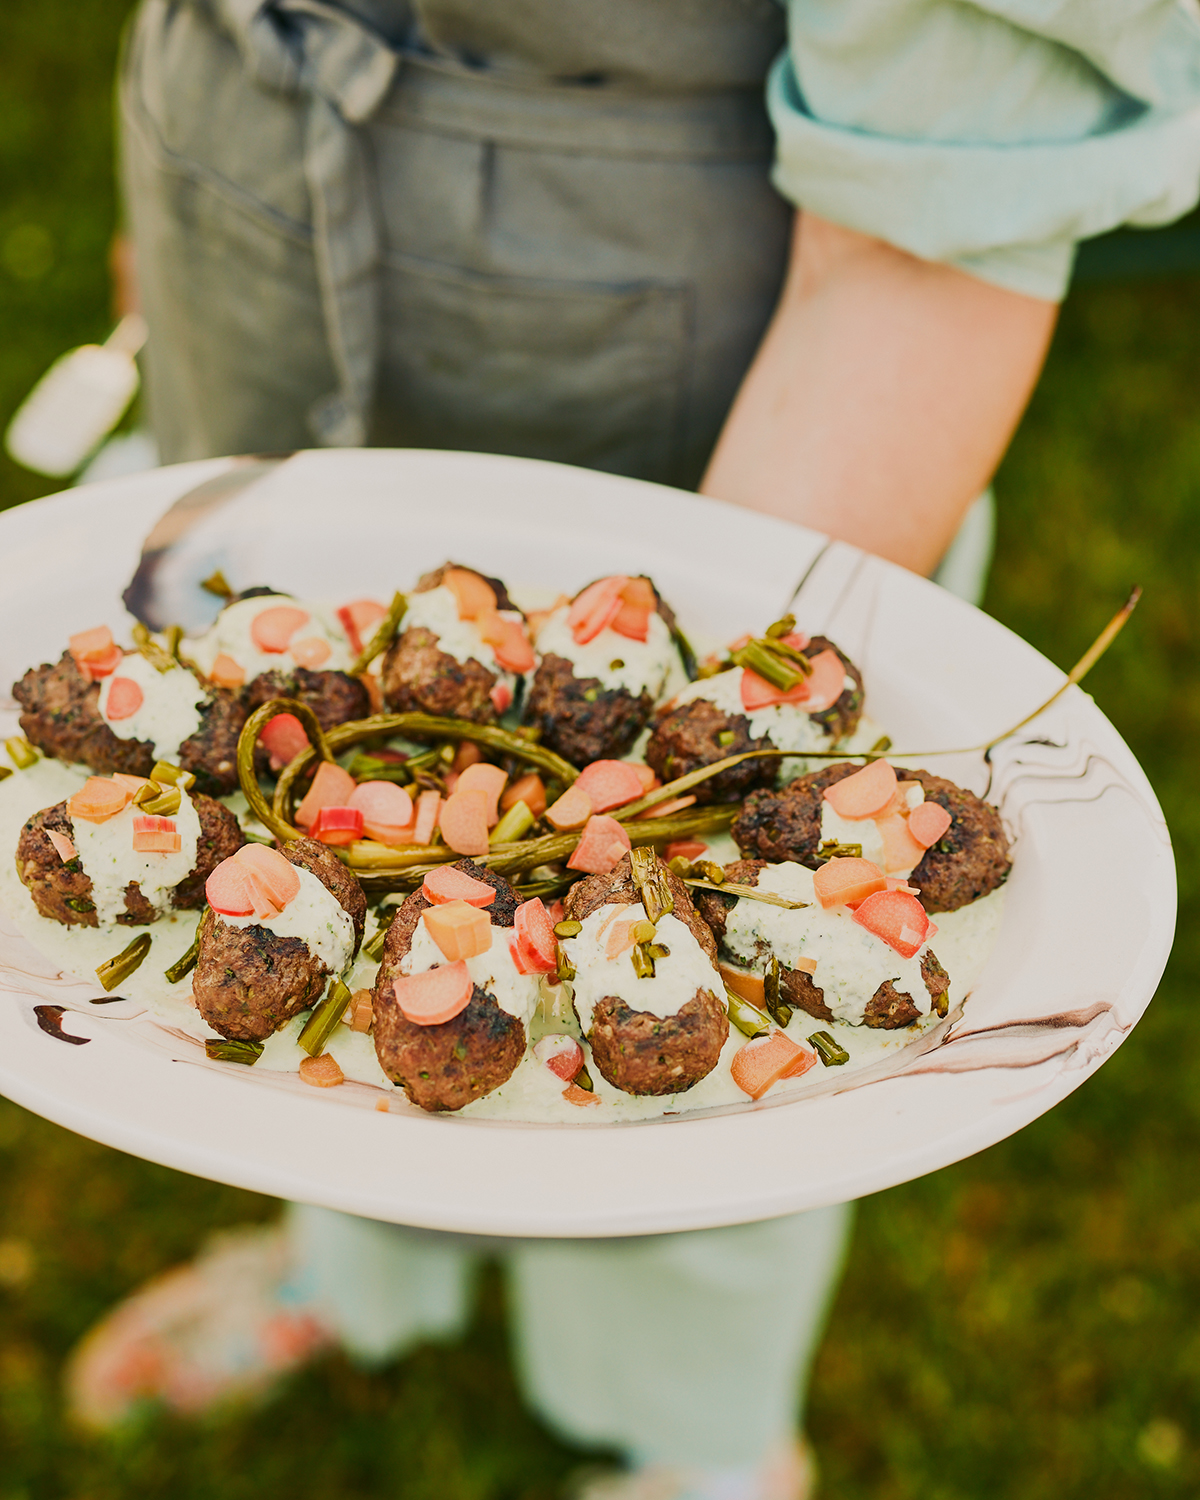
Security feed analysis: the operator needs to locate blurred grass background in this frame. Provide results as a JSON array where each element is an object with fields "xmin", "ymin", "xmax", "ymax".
[{"xmin": 1, "ymin": 2, "xmax": 1197, "ymax": 1496}]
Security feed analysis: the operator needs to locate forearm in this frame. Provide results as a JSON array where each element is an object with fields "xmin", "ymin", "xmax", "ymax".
[{"xmin": 701, "ymin": 213, "xmax": 1059, "ymax": 576}]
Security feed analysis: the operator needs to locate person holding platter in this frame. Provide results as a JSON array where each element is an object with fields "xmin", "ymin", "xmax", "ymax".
[{"xmin": 67, "ymin": 3, "xmax": 1200, "ymax": 1497}]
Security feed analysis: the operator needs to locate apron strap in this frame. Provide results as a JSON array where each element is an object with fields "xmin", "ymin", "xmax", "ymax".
[{"xmin": 198, "ymin": 0, "xmax": 399, "ymax": 446}]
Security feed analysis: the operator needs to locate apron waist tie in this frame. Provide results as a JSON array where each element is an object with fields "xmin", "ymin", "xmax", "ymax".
[{"xmin": 197, "ymin": 0, "xmax": 399, "ymax": 446}]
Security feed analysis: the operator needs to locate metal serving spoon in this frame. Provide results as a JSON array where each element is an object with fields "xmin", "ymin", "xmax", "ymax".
[{"xmin": 121, "ymin": 454, "xmax": 292, "ymax": 633}]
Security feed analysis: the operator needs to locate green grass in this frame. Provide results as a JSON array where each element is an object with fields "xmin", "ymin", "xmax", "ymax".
[{"xmin": 1, "ymin": 2, "xmax": 1199, "ymax": 1495}]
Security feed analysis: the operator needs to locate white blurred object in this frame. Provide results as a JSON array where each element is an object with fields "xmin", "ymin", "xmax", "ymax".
[
  {"xmin": 78, "ymin": 429, "xmax": 159, "ymax": 486},
  {"xmin": 5, "ymin": 313, "xmax": 147, "ymax": 477}
]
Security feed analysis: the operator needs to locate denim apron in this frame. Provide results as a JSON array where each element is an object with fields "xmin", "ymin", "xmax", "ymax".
[{"xmin": 119, "ymin": 0, "xmax": 790, "ymax": 488}]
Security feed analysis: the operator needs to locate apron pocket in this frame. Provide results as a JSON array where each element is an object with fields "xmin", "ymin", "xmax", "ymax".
[{"xmin": 376, "ymin": 253, "xmax": 691, "ymax": 484}]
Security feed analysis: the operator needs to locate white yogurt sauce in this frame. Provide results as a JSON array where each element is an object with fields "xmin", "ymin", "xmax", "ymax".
[
  {"xmin": 398, "ymin": 916, "xmax": 540, "ymax": 1022},
  {"xmin": 534, "ymin": 604, "xmax": 685, "ymax": 702},
  {"xmin": 218, "ymin": 865, "xmax": 355, "ymax": 975},
  {"xmin": 563, "ymin": 903, "xmax": 723, "ymax": 1034},
  {"xmin": 97, "ymin": 651, "xmax": 205, "ymax": 761},
  {"xmin": 672, "ymin": 667, "xmax": 846, "ymax": 757},
  {"xmin": 183, "ymin": 595, "xmax": 352, "ymax": 680},
  {"xmin": 69, "ymin": 787, "xmax": 202, "ymax": 925},
  {"xmin": 818, "ymin": 781, "xmax": 924, "ymax": 870}
]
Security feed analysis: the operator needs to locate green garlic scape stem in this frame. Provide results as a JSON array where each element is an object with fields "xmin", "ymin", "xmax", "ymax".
[
  {"xmin": 350, "ymin": 591, "xmax": 407, "ymax": 676},
  {"xmin": 298, "ymin": 978, "xmax": 354, "ymax": 1058},
  {"xmin": 164, "ymin": 935, "xmax": 200, "ymax": 984},
  {"xmin": 730, "ymin": 640, "xmax": 807, "ymax": 693},
  {"xmin": 132, "ymin": 622, "xmax": 178, "ymax": 673},
  {"xmin": 683, "ymin": 878, "xmax": 808, "ymax": 910},
  {"xmin": 809, "ymin": 1030, "xmax": 850, "ymax": 1066},
  {"xmin": 490, "ymin": 799, "xmax": 535, "ymax": 846},
  {"xmin": 724, "ymin": 987, "xmax": 771, "ymax": 1039},
  {"xmin": 5, "ymin": 736, "xmax": 38, "ymax": 771},
  {"xmin": 205, "ymin": 1038, "xmax": 263, "ymax": 1065},
  {"xmin": 96, "ymin": 932, "xmax": 152, "ymax": 992}
]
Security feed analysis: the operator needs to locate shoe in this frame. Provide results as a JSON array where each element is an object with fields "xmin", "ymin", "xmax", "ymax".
[
  {"xmin": 65, "ymin": 1224, "xmax": 335, "ymax": 1429},
  {"xmin": 569, "ymin": 1437, "xmax": 816, "ymax": 1500}
]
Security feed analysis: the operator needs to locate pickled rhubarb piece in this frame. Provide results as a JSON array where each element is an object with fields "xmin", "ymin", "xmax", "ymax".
[
  {"xmin": 908, "ymin": 801, "xmax": 952, "ymax": 848},
  {"xmin": 442, "ymin": 567, "xmax": 497, "ymax": 621},
  {"xmin": 731, "ymin": 1031, "xmax": 816, "ymax": 1099},
  {"xmin": 312, "ymin": 805, "xmax": 364, "ymax": 846},
  {"xmin": 822, "ymin": 759, "xmax": 897, "ymax": 819},
  {"xmin": 568, "ymin": 576, "xmax": 626, "ymax": 645},
  {"xmin": 574, "ymin": 759, "xmax": 645, "ymax": 813},
  {"xmin": 393, "ymin": 961, "xmax": 472, "ymax": 1025},
  {"xmin": 349, "ymin": 781, "xmax": 415, "ymax": 842},
  {"xmin": 875, "ymin": 814, "xmax": 927, "ymax": 875},
  {"xmin": 250, "ymin": 605, "xmax": 309, "ymax": 654},
  {"xmin": 234, "ymin": 843, "xmax": 301, "ymax": 909},
  {"xmin": 533, "ymin": 1033, "xmax": 583, "ymax": 1082},
  {"xmin": 852, "ymin": 889, "xmax": 934, "ymax": 959},
  {"xmin": 455, "ymin": 763, "xmax": 508, "ymax": 826},
  {"xmin": 421, "ymin": 865, "xmax": 497, "ymax": 908},
  {"xmin": 545, "ymin": 783, "xmax": 594, "ymax": 831},
  {"xmin": 290, "ymin": 636, "xmax": 332, "ymax": 669},
  {"xmin": 438, "ymin": 790, "xmax": 489, "ymax": 856},
  {"xmin": 500, "ymin": 773, "xmax": 546, "ymax": 819},
  {"xmin": 105, "ymin": 676, "xmax": 144, "ymax": 721},
  {"xmin": 422, "ymin": 900, "xmax": 493, "ymax": 961},
  {"xmin": 205, "ymin": 856, "xmax": 255, "ymax": 916},
  {"xmin": 812, "ymin": 856, "xmax": 887, "ymax": 910},
  {"xmin": 295, "ymin": 761, "xmax": 357, "ymax": 830},
  {"xmin": 68, "ymin": 777, "xmax": 130, "ymax": 825},
  {"xmin": 513, "ymin": 897, "xmax": 557, "ymax": 971},
  {"xmin": 566, "ymin": 815, "xmax": 632, "ymax": 875},
  {"xmin": 259, "ymin": 712, "xmax": 310, "ymax": 772}
]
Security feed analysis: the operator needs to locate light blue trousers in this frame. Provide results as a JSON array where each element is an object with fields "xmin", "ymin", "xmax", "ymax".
[{"xmin": 287, "ymin": 1202, "xmax": 853, "ymax": 1469}]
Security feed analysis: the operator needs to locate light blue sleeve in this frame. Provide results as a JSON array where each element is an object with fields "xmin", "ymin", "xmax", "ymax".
[{"xmin": 770, "ymin": 0, "xmax": 1200, "ymax": 300}]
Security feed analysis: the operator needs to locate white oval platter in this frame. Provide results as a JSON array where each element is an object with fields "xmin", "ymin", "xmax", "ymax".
[{"xmin": 0, "ymin": 449, "xmax": 1175, "ymax": 1237}]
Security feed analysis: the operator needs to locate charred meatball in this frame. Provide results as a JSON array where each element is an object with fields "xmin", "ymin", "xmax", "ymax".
[
  {"xmin": 381, "ymin": 564, "xmax": 519, "ymax": 725},
  {"xmin": 732, "ymin": 763, "xmax": 1010, "ymax": 914},
  {"xmin": 16, "ymin": 795, "xmax": 243, "ymax": 928},
  {"xmin": 646, "ymin": 698, "xmax": 770, "ymax": 803},
  {"xmin": 731, "ymin": 763, "xmax": 861, "ymax": 864},
  {"xmin": 646, "ymin": 637, "xmax": 862, "ymax": 801},
  {"xmin": 371, "ymin": 859, "xmax": 525, "ymax": 1111},
  {"xmin": 524, "ymin": 654, "xmax": 653, "ymax": 767},
  {"xmin": 899, "ymin": 770, "xmax": 1011, "ymax": 914},
  {"xmin": 563, "ymin": 852, "xmax": 728, "ymax": 1096},
  {"xmin": 380, "ymin": 627, "xmax": 499, "ymax": 724},
  {"xmin": 14, "ymin": 653, "xmax": 156, "ymax": 777},
  {"xmin": 246, "ymin": 666, "xmax": 370, "ymax": 732},
  {"xmin": 192, "ymin": 837, "xmax": 364, "ymax": 1041},
  {"xmin": 524, "ymin": 577, "xmax": 679, "ymax": 766},
  {"xmin": 13, "ymin": 651, "xmax": 249, "ymax": 796}
]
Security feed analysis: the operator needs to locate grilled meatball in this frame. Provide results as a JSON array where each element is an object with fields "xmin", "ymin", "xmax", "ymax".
[
  {"xmin": 193, "ymin": 837, "xmax": 364, "ymax": 1040},
  {"xmin": 524, "ymin": 654, "xmax": 653, "ymax": 766},
  {"xmin": 380, "ymin": 626, "xmax": 499, "ymax": 724},
  {"xmin": 14, "ymin": 653, "xmax": 156, "ymax": 776},
  {"xmin": 733, "ymin": 764, "xmax": 1010, "ymax": 914},
  {"xmin": 371, "ymin": 859, "xmax": 525, "ymax": 1111},
  {"xmin": 13, "ymin": 651, "xmax": 250, "ymax": 795},
  {"xmin": 245, "ymin": 666, "xmax": 369, "ymax": 731},
  {"xmin": 380, "ymin": 564, "xmax": 516, "ymax": 725},
  {"xmin": 899, "ymin": 770, "xmax": 1011, "ymax": 914},
  {"xmin": 646, "ymin": 636, "xmax": 863, "ymax": 802},
  {"xmin": 523, "ymin": 577, "xmax": 678, "ymax": 766},
  {"xmin": 731, "ymin": 763, "xmax": 861, "ymax": 864},
  {"xmin": 564, "ymin": 852, "xmax": 728, "ymax": 1096},
  {"xmin": 646, "ymin": 698, "xmax": 769, "ymax": 803},
  {"xmin": 16, "ymin": 795, "xmax": 243, "ymax": 928},
  {"xmin": 177, "ymin": 689, "xmax": 248, "ymax": 795}
]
